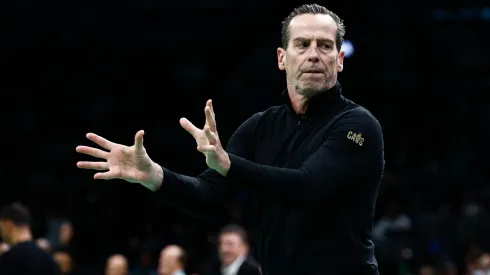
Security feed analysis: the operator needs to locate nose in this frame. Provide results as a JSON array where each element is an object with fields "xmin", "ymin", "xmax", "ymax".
[
  {"xmin": 307, "ymin": 55, "xmax": 320, "ymax": 62},
  {"xmin": 307, "ymin": 44, "xmax": 320, "ymax": 62}
]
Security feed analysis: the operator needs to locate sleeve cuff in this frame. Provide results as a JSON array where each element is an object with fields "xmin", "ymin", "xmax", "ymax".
[{"xmin": 226, "ymin": 153, "xmax": 249, "ymax": 184}]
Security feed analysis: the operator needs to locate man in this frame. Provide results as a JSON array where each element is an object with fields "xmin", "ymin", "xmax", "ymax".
[
  {"xmin": 58, "ymin": 221, "xmax": 74, "ymax": 248},
  {"xmin": 0, "ymin": 202, "xmax": 61, "ymax": 274},
  {"xmin": 200, "ymin": 224, "xmax": 261, "ymax": 275},
  {"xmin": 76, "ymin": 4, "xmax": 384, "ymax": 275},
  {"xmin": 467, "ymin": 251, "xmax": 490, "ymax": 275},
  {"xmin": 53, "ymin": 248, "xmax": 74, "ymax": 275},
  {"xmin": 158, "ymin": 245, "xmax": 187, "ymax": 275},
  {"xmin": 105, "ymin": 254, "xmax": 129, "ymax": 275}
]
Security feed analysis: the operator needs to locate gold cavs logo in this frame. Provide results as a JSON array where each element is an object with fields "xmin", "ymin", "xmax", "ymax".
[{"xmin": 347, "ymin": 131, "xmax": 364, "ymax": 146}]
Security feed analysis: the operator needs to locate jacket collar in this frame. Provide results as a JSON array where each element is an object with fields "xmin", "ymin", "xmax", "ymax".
[{"xmin": 283, "ymin": 80, "xmax": 343, "ymax": 118}]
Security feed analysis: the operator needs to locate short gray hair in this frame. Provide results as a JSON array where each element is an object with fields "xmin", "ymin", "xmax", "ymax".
[{"xmin": 281, "ymin": 4, "xmax": 346, "ymax": 51}]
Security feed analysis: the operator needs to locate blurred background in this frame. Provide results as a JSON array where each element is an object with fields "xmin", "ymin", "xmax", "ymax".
[{"xmin": 1, "ymin": 0, "xmax": 489, "ymax": 274}]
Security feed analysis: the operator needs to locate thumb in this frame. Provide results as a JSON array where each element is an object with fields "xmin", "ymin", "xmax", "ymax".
[{"xmin": 134, "ymin": 130, "xmax": 145, "ymax": 150}]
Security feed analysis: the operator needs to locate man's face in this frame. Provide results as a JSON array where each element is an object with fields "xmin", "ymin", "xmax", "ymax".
[
  {"xmin": 277, "ymin": 13, "xmax": 344, "ymax": 98},
  {"xmin": 158, "ymin": 248, "xmax": 179, "ymax": 275},
  {"xmin": 59, "ymin": 222, "xmax": 73, "ymax": 245},
  {"xmin": 0, "ymin": 220, "xmax": 13, "ymax": 244},
  {"xmin": 105, "ymin": 256, "xmax": 128, "ymax": 275},
  {"xmin": 219, "ymin": 233, "xmax": 246, "ymax": 266}
]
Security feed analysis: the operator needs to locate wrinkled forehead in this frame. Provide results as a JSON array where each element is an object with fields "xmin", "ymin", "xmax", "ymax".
[{"xmin": 288, "ymin": 13, "xmax": 337, "ymax": 41}]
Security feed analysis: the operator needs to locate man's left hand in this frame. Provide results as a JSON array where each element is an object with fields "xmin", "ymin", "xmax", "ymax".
[{"xmin": 180, "ymin": 100, "xmax": 230, "ymax": 176}]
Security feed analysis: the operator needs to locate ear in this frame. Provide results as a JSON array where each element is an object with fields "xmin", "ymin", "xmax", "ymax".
[
  {"xmin": 277, "ymin": 47, "xmax": 286, "ymax": 71},
  {"xmin": 337, "ymin": 50, "xmax": 345, "ymax": 72}
]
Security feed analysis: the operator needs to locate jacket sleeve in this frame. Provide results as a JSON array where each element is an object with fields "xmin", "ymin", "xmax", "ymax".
[
  {"xmin": 225, "ymin": 110, "xmax": 385, "ymax": 204},
  {"xmin": 155, "ymin": 113, "xmax": 261, "ymax": 220}
]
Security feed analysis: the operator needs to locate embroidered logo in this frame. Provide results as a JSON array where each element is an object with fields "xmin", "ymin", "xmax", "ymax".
[{"xmin": 347, "ymin": 131, "xmax": 364, "ymax": 146}]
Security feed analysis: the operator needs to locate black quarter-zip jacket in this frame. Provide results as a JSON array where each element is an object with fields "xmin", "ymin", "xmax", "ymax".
[{"xmin": 158, "ymin": 81, "xmax": 384, "ymax": 275}]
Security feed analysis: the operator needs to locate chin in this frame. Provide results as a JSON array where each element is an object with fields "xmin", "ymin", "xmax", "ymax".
[{"xmin": 298, "ymin": 85, "xmax": 325, "ymax": 96}]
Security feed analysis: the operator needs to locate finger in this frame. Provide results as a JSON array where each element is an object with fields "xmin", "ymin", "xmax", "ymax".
[
  {"xmin": 206, "ymin": 99, "xmax": 214, "ymax": 115},
  {"xmin": 77, "ymin": 161, "xmax": 108, "ymax": 171},
  {"xmin": 180, "ymin": 118, "xmax": 200, "ymax": 138},
  {"xmin": 197, "ymin": 144, "xmax": 216, "ymax": 153},
  {"xmin": 94, "ymin": 170, "xmax": 119, "ymax": 180},
  {"xmin": 204, "ymin": 126, "xmax": 218, "ymax": 144},
  {"xmin": 205, "ymin": 106, "xmax": 217, "ymax": 132},
  {"xmin": 86, "ymin": 133, "xmax": 116, "ymax": 150},
  {"xmin": 134, "ymin": 130, "xmax": 145, "ymax": 150},
  {"xmin": 76, "ymin": 146, "xmax": 109, "ymax": 159}
]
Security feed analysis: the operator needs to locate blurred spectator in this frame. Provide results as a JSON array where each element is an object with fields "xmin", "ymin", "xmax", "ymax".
[
  {"xmin": 105, "ymin": 254, "xmax": 129, "ymax": 275},
  {"xmin": 59, "ymin": 222, "xmax": 74, "ymax": 248},
  {"xmin": 200, "ymin": 224, "xmax": 260, "ymax": 275},
  {"xmin": 373, "ymin": 201, "xmax": 412, "ymax": 243},
  {"xmin": 158, "ymin": 245, "xmax": 187, "ymax": 275},
  {"xmin": 0, "ymin": 202, "xmax": 60, "ymax": 274},
  {"xmin": 53, "ymin": 249, "xmax": 74, "ymax": 275},
  {"xmin": 466, "ymin": 249, "xmax": 490, "ymax": 275}
]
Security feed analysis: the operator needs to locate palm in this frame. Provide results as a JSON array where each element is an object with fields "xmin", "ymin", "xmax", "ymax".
[
  {"xmin": 76, "ymin": 130, "xmax": 154, "ymax": 185},
  {"xmin": 106, "ymin": 145, "xmax": 153, "ymax": 184},
  {"xmin": 193, "ymin": 129, "xmax": 209, "ymax": 147}
]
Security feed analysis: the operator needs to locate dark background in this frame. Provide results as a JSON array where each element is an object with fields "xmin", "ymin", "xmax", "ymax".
[{"xmin": 1, "ymin": 0, "xmax": 489, "ymax": 274}]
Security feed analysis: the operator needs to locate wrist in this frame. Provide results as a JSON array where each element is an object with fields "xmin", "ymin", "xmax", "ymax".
[
  {"xmin": 217, "ymin": 153, "xmax": 231, "ymax": 177},
  {"xmin": 146, "ymin": 162, "xmax": 164, "ymax": 191}
]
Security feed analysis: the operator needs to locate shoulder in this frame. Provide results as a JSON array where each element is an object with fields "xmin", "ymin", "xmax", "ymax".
[
  {"xmin": 238, "ymin": 257, "xmax": 262, "ymax": 275},
  {"xmin": 335, "ymin": 100, "xmax": 383, "ymax": 138},
  {"xmin": 339, "ymin": 101, "xmax": 382, "ymax": 133},
  {"xmin": 241, "ymin": 256, "xmax": 261, "ymax": 270},
  {"xmin": 328, "ymin": 101, "xmax": 384, "ymax": 152},
  {"xmin": 0, "ymin": 243, "xmax": 28, "ymax": 267}
]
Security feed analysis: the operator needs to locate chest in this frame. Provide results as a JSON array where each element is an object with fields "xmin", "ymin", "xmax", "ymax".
[{"xmin": 252, "ymin": 112, "xmax": 336, "ymax": 168}]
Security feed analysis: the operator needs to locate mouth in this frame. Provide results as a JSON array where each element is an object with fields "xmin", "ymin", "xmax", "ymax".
[{"xmin": 302, "ymin": 70, "xmax": 323, "ymax": 74}]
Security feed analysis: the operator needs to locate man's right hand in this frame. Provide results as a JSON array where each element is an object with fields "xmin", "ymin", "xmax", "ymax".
[{"xmin": 76, "ymin": 130, "xmax": 163, "ymax": 191}]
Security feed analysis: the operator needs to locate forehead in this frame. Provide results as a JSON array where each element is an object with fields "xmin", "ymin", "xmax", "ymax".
[
  {"xmin": 220, "ymin": 233, "xmax": 241, "ymax": 243},
  {"xmin": 109, "ymin": 257, "xmax": 126, "ymax": 266},
  {"xmin": 288, "ymin": 13, "xmax": 337, "ymax": 40},
  {"xmin": 161, "ymin": 247, "xmax": 180, "ymax": 259}
]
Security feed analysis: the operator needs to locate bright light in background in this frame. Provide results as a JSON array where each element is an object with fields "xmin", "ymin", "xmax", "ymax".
[{"xmin": 341, "ymin": 40, "xmax": 354, "ymax": 58}]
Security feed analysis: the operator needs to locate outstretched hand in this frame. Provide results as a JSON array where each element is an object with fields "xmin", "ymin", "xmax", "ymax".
[
  {"xmin": 76, "ymin": 130, "xmax": 163, "ymax": 190},
  {"xmin": 179, "ymin": 99, "xmax": 231, "ymax": 176}
]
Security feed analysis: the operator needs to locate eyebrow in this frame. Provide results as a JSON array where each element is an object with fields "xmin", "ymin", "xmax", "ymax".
[{"xmin": 293, "ymin": 37, "xmax": 334, "ymax": 43}]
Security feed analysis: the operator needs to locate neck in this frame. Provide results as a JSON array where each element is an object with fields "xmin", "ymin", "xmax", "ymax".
[
  {"xmin": 11, "ymin": 227, "xmax": 32, "ymax": 245},
  {"xmin": 224, "ymin": 255, "xmax": 245, "ymax": 268},
  {"xmin": 287, "ymin": 81, "xmax": 337, "ymax": 115},
  {"xmin": 288, "ymin": 91, "xmax": 309, "ymax": 115}
]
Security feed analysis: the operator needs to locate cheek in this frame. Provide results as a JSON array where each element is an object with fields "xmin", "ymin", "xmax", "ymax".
[
  {"xmin": 286, "ymin": 64, "xmax": 301, "ymax": 78},
  {"xmin": 327, "ymin": 56, "xmax": 338, "ymax": 67}
]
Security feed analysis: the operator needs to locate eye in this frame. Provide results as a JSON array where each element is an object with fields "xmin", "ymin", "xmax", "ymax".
[{"xmin": 296, "ymin": 41, "xmax": 309, "ymax": 48}]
